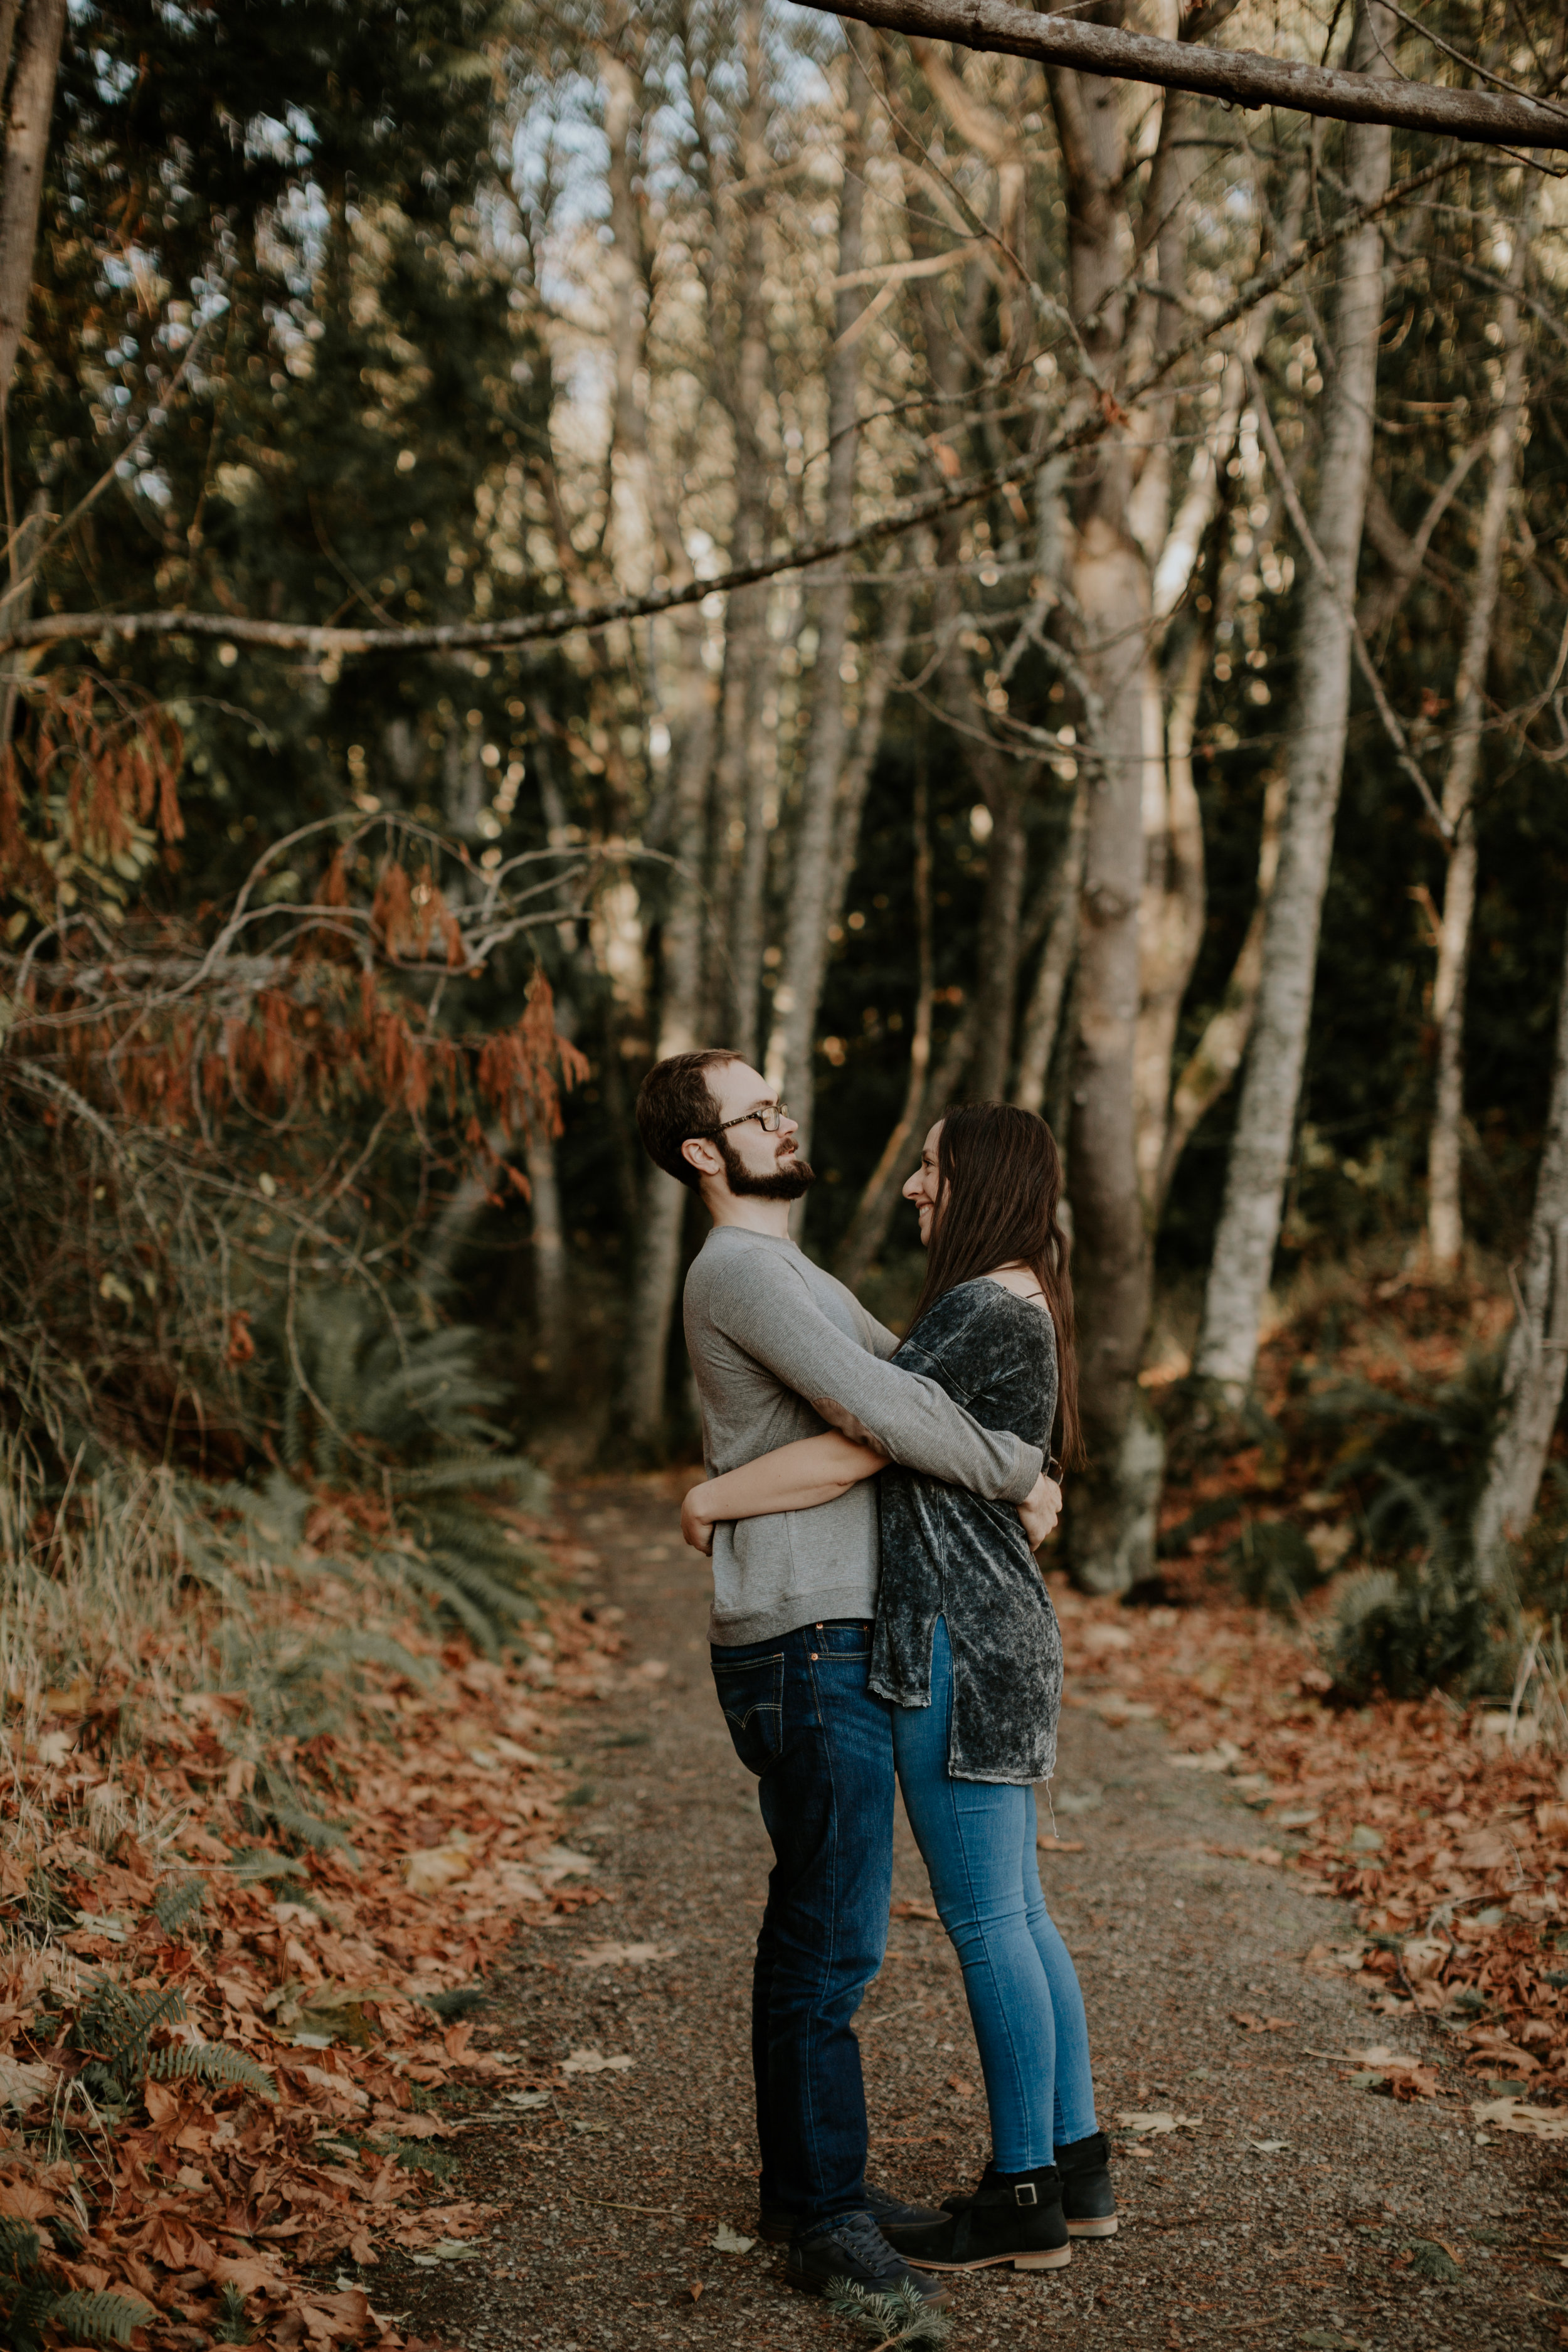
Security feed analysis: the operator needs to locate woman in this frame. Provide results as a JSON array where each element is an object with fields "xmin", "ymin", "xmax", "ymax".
[{"xmin": 682, "ymin": 1101, "xmax": 1115, "ymax": 2275}]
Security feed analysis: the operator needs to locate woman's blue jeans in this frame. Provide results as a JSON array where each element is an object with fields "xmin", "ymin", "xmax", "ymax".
[{"xmin": 892, "ymin": 1616, "xmax": 1097, "ymax": 2171}]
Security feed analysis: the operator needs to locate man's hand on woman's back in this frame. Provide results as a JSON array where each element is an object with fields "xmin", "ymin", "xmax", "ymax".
[{"xmin": 1019, "ymin": 1474, "xmax": 1062, "ymax": 1551}]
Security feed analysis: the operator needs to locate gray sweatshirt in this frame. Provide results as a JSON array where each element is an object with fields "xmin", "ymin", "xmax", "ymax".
[{"xmin": 683, "ymin": 1226, "xmax": 1044, "ymax": 1644}]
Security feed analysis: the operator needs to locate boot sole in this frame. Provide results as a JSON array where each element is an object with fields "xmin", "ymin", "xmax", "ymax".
[
  {"xmin": 900, "ymin": 2246, "xmax": 1072, "ymax": 2274},
  {"xmin": 1066, "ymin": 2217, "xmax": 1118, "ymax": 2238}
]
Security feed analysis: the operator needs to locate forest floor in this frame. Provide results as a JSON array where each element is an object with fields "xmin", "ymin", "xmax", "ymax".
[{"xmin": 387, "ymin": 1476, "xmax": 1567, "ymax": 2352}]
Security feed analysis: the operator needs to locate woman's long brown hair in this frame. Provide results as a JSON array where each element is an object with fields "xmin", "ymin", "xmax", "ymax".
[{"xmin": 909, "ymin": 1100, "xmax": 1084, "ymax": 1470}]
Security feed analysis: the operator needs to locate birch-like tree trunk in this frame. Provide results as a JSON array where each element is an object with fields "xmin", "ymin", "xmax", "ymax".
[
  {"xmin": 1427, "ymin": 202, "xmax": 1530, "ymax": 1272},
  {"xmin": 763, "ymin": 36, "xmax": 869, "ymax": 1156},
  {"xmin": 605, "ymin": 34, "xmax": 718, "ymax": 1447},
  {"xmin": 1192, "ymin": 1, "xmax": 1394, "ymax": 1399},
  {"xmin": 1471, "ymin": 910, "xmax": 1568, "ymax": 1594},
  {"xmin": 1044, "ymin": 47, "xmax": 1165, "ymax": 1592},
  {"xmin": 0, "ymin": 0, "xmax": 65, "ymax": 413}
]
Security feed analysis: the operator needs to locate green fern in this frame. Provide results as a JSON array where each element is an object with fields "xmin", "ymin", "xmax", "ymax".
[
  {"xmin": 74, "ymin": 1981, "xmax": 188, "ymax": 2092},
  {"xmin": 151, "ymin": 1875, "xmax": 206, "ymax": 1934},
  {"xmin": 44, "ymin": 2290, "xmax": 157, "ymax": 2346},
  {"xmin": 0, "ymin": 2217, "xmax": 41, "ymax": 2266},
  {"xmin": 149, "ymin": 2040, "xmax": 278, "ymax": 2102}
]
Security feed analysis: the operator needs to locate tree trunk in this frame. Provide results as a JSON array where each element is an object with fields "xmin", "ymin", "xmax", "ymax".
[
  {"xmin": 1044, "ymin": 44, "xmax": 1166, "ymax": 1594},
  {"xmin": 1471, "ymin": 909, "xmax": 1568, "ymax": 1595},
  {"xmin": 834, "ymin": 773, "xmax": 933, "ymax": 1293},
  {"xmin": 603, "ymin": 29, "xmax": 718, "ymax": 1448},
  {"xmin": 1133, "ymin": 632, "xmax": 1205, "ymax": 1201},
  {"xmin": 763, "ymin": 36, "xmax": 869, "ymax": 1157},
  {"xmin": 1156, "ymin": 763, "xmax": 1289, "ymax": 1210},
  {"xmin": 1192, "ymin": 1, "xmax": 1394, "ymax": 1399},
  {"xmin": 705, "ymin": 1, "xmax": 775, "ymax": 1061},
  {"xmin": 1063, "ymin": 516, "xmax": 1164, "ymax": 1593},
  {"xmin": 525, "ymin": 1127, "xmax": 568, "ymax": 1368},
  {"xmin": 1427, "ymin": 203, "xmax": 1530, "ymax": 1273},
  {"xmin": 0, "ymin": 0, "xmax": 65, "ymax": 415},
  {"xmin": 1011, "ymin": 781, "xmax": 1086, "ymax": 1116}
]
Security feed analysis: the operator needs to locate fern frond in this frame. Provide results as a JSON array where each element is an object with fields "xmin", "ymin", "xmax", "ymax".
[
  {"xmin": 0, "ymin": 2213, "xmax": 42, "ymax": 2266},
  {"xmin": 151, "ymin": 1876, "xmax": 206, "ymax": 1934},
  {"xmin": 75, "ymin": 1981, "xmax": 188, "ymax": 2077},
  {"xmin": 820, "ymin": 2274, "xmax": 953, "ymax": 2348},
  {"xmin": 46, "ymin": 2288, "xmax": 158, "ymax": 2345},
  {"xmin": 149, "ymin": 2040, "xmax": 278, "ymax": 2101}
]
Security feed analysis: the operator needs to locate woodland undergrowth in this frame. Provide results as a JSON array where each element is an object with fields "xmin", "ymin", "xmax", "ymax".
[
  {"xmin": 1067, "ymin": 1263, "xmax": 1568, "ymax": 2128},
  {"xmin": 0, "ymin": 1441, "xmax": 620, "ymax": 2352}
]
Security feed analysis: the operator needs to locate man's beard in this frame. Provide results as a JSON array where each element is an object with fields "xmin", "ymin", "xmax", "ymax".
[{"xmin": 716, "ymin": 1131, "xmax": 815, "ymax": 1201}]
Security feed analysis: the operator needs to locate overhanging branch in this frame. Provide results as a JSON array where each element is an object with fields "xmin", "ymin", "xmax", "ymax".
[
  {"xmin": 0, "ymin": 156, "xmax": 1464, "ymax": 668},
  {"xmin": 805, "ymin": 0, "xmax": 1568, "ymax": 151}
]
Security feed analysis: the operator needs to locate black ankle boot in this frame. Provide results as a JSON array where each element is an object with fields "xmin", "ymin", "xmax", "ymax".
[
  {"xmin": 881, "ymin": 2163, "xmax": 1070, "ymax": 2273},
  {"xmin": 1056, "ymin": 2130, "xmax": 1117, "ymax": 2238}
]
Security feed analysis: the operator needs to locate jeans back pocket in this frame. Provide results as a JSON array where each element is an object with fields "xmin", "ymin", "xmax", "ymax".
[{"xmin": 711, "ymin": 1652, "xmax": 785, "ymax": 1776}]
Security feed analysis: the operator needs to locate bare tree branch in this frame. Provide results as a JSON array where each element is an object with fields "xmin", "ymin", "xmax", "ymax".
[
  {"xmin": 805, "ymin": 0, "xmax": 1568, "ymax": 150},
  {"xmin": 0, "ymin": 152, "xmax": 1468, "ymax": 669}
]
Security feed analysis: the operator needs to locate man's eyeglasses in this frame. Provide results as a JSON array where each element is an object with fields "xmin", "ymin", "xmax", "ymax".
[{"xmin": 705, "ymin": 1101, "xmax": 790, "ymax": 1137}]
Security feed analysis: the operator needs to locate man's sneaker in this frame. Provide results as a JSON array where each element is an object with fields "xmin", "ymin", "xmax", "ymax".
[
  {"xmin": 760, "ymin": 2181, "xmax": 946, "ymax": 2249},
  {"xmin": 884, "ymin": 2163, "xmax": 1071, "ymax": 2272},
  {"xmin": 1056, "ymin": 2129, "xmax": 1118, "ymax": 2237},
  {"xmin": 785, "ymin": 2208, "xmax": 953, "ymax": 2304}
]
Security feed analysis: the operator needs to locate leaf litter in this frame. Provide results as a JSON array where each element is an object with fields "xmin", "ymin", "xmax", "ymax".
[
  {"xmin": 1053, "ymin": 1570, "xmax": 1568, "ymax": 2118},
  {"xmin": 0, "ymin": 1494, "xmax": 627, "ymax": 2349}
]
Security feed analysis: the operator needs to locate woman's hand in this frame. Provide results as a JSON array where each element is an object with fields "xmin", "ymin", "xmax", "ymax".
[
  {"xmin": 1019, "ymin": 1472, "xmax": 1063, "ymax": 1550},
  {"xmin": 681, "ymin": 1481, "xmax": 718, "ymax": 1555}
]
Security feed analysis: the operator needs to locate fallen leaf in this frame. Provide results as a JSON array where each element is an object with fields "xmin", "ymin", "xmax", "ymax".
[
  {"xmin": 1037, "ymin": 1835, "xmax": 1086, "ymax": 1853},
  {"xmin": 401, "ymin": 1845, "xmax": 472, "ymax": 1894},
  {"xmin": 559, "ymin": 2047, "xmax": 633, "ymax": 2075},
  {"xmin": 1251, "ymin": 2139, "xmax": 1288, "ymax": 2153},
  {"xmin": 1116, "ymin": 2111, "xmax": 1204, "ymax": 2134},
  {"xmin": 946, "ymin": 2074, "xmax": 977, "ymax": 2099},
  {"xmin": 712, "ymin": 2223, "xmax": 755, "ymax": 2254},
  {"xmin": 1471, "ymin": 2097, "xmax": 1568, "ymax": 2140},
  {"xmin": 0, "ymin": 2056, "xmax": 55, "ymax": 2112},
  {"xmin": 501, "ymin": 2089, "xmax": 551, "ymax": 2109}
]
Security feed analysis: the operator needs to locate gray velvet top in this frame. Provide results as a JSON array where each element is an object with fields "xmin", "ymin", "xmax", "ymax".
[{"xmin": 871, "ymin": 1278, "xmax": 1063, "ymax": 1785}]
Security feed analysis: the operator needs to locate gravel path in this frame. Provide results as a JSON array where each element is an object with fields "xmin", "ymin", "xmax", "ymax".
[{"xmin": 393, "ymin": 1477, "xmax": 1557, "ymax": 2352}]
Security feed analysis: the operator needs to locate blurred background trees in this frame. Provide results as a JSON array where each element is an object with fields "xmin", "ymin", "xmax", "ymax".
[{"xmin": 7, "ymin": 0, "xmax": 1568, "ymax": 1665}]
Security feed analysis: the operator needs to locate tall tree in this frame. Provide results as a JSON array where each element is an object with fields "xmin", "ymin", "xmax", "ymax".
[
  {"xmin": 1192, "ymin": 0, "xmax": 1395, "ymax": 1401},
  {"xmin": 1426, "ymin": 194, "xmax": 1531, "ymax": 1273}
]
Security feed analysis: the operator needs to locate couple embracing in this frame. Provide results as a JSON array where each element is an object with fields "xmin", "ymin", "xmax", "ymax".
[{"xmin": 633, "ymin": 1051, "xmax": 1116, "ymax": 2313}]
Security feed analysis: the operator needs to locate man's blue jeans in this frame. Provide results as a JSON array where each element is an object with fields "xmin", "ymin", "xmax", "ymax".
[
  {"xmin": 711, "ymin": 1619, "xmax": 894, "ymax": 2227},
  {"xmin": 892, "ymin": 1616, "xmax": 1098, "ymax": 2171}
]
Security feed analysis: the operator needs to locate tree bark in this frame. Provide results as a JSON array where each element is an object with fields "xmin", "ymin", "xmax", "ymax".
[
  {"xmin": 834, "ymin": 773, "xmax": 934, "ymax": 1293},
  {"xmin": 1156, "ymin": 763, "xmax": 1289, "ymax": 1210},
  {"xmin": 762, "ymin": 36, "xmax": 870, "ymax": 1158},
  {"xmin": 1012, "ymin": 782, "xmax": 1086, "ymax": 1117},
  {"xmin": 1192, "ymin": 2, "xmax": 1394, "ymax": 1400},
  {"xmin": 795, "ymin": 0, "xmax": 1568, "ymax": 150},
  {"xmin": 0, "ymin": 0, "xmax": 65, "ymax": 415},
  {"xmin": 1046, "ymin": 31, "xmax": 1165, "ymax": 1594},
  {"xmin": 603, "ymin": 28, "xmax": 718, "ymax": 1448},
  {"xmin": 1427, "ymin": 204, "xmax": 1530, "ymax": 1273},
  {"xmin": 526, "ymin": 1128, "xmax": 568, "ymax": 1368},
  {"xmin": 1471, "ymin": 910, "xmax": 1568, "ymax": 1595}
]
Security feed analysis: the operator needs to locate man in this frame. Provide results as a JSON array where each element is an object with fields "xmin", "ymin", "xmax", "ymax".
[{"xmin": 634, "ymin": 1049, "xmax": 1059, "ymax": 2309}]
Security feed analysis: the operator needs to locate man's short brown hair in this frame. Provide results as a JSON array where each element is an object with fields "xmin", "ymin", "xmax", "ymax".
[{"xmin": 635, "ymin": 1050, "xmax": 742, "ymax": 1189}]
